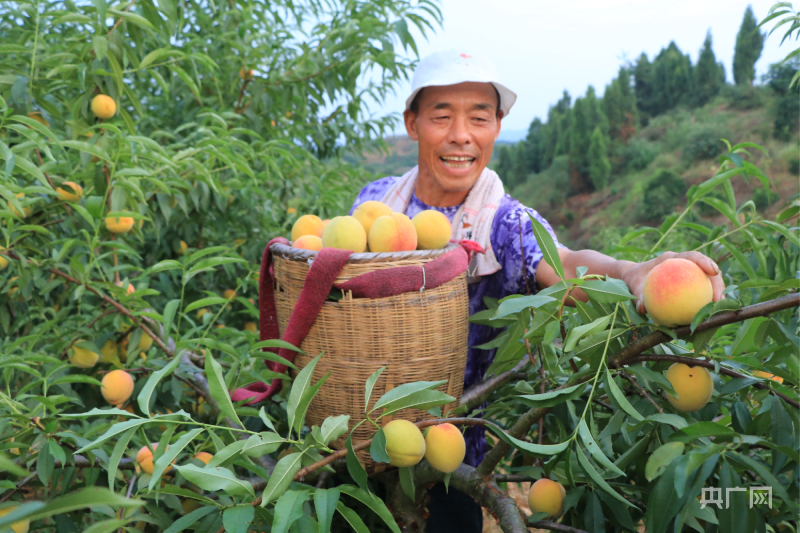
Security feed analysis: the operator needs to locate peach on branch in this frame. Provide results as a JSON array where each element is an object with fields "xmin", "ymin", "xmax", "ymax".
[
  {"xmin": 383, "ymin": 419, "xmax": 425, "ymax": 467},
  {"xmin": 91, "ymin": 94, "xmax": 116, "ymax": 119},
  {"xmin": 424, "ymin": 423, "xmax": 465, "ymax": 473},
  {"xmin": 105, "ymin": 216, "xmax": 135, "ymax": 234},
  {"xmin": 69, "ymin": 344, "xmax": 99, "ymax": 368},
  {"xmin": 99, "ymin": 339, "xmax": 120, "ymax": 363},
  {"xmin": 368, "ymin": 213, "xmax": 417, "ymax": 253},
  {"xmin": 0, "ymin": 506, "xmax": 29, "ymax": 533},
  {"xmin": 353, "ymin": 200, "xmax": 393, "ymax": 235},
  {"xmin": 665, "ymin": 363, "xmax": 713, "ymax": 413},
  {"xmin": 528, "ymin": 478, "xmax": 566, "ymax": 518},
  {"xmin": 139, "ymin": 332, "xmax": 153, "ymax": 352},
  {"xmin": 136, "ymin": 443, "xmax": 171, "ymax": 475},
  {"xmin": 101, "ymin": 369, "xmax": 134, "ymax": 407},
  {"xmin": 642, "ymin": 258, "xmax": 713, "ymax": 327},
  {"xmin": 179, "ymin": 240, "xmax": 189, "ymax": 255},
  {"xmin": 244, "ymin": 322, "xmax": 258, "ymax": 333},
  {"xmin": 56, "ymin": 181, "xmax": 83, "ymax": 202},
  {"xmin": 291, "ymin": 214, "xmax": 325, "ymax": 241},
  {"xmin": 0, "ymin": 247, "xmax": 8, "ymax": 270},
  {"xmin": 194, "ymin": 452, "xmax": 213, "ymax": 465},
  {"xmin": 412, "ymin": 210, "xmax": 452, "ymax": 250},
  {"xmin": 9, "ymin": 193, "xmax": 32, "ymax": 218},
  {"xmin": 223, "ymin": 289, "xmax": 237, "ymax": 300},
  {"xmin": 321, "ymin": 216, "xmax": 367, "ymax": 253},
  {"xmin": 293, "ymin": 235, "xmax": 323, "ymax": 251}
]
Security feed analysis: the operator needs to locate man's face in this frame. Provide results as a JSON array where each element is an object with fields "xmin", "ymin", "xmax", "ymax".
[{"xmin": 404, "ymin": 82, "xmax": 502, "ymax": 198}]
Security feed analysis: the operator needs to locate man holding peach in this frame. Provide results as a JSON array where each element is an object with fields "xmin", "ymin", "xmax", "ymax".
[{"xmin": 349, "ymin": 50, "xmax": 725, "ymax": 532}]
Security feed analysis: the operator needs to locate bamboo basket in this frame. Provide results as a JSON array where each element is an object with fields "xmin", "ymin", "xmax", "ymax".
[{"xmin": 270, "ymin": 242, "xmax": 469, "ymax": 472}]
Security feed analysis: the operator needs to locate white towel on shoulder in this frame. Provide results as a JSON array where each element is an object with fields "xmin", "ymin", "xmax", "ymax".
[{"xmin": 380, "ymin": 165, "xmax": 505, "ymax": 281}]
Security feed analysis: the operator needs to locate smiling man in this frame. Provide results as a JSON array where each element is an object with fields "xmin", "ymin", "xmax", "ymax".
[{"xmin": 349, "ymin": 50, "xmax": 725, "ymax": 532}]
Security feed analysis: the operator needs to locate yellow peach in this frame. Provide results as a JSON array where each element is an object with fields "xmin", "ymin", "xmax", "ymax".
[
  {"xmin": 196, "ymin": 308, "xmax": 209, "ymax": 320},
  {"xmin": 528, "ymin": 478, "xmax": 566, "ymax": 518},
  {"xmin": 223, "ymin": 289, "xmax": 237, "ymax": 300},
  {"xmin": 101, "ymin": 369, "xmax": 134, "ymax": 407},
  {"xmin": 412, "ymin": 210, "xmax": 452, "ymax": 250},
  {"xmin": 9, "ymin": 193, "xmax": 32, "ymax": 218},
  {"xmin": 383, "ymin": 419, "xmax": 425, "ymax": 467},
  {"xmin": 665, "ymin": 363, "xmax": 714, "ymax": 413},
  {"xmin": 353, "ymin": 200, "xmax": 393, "ymax": 236},
  {"xmin": 136, "ymin": 444, "xmax": 171, "ymax": 475},
  {"xmin": 293, "ymin": 235, "xmax": 323, "ymax": 251},
  {"xmin": 115, "ymin": 280, "xmax": 135, "ymax": 295},
  {"xmin": 195, "ymin": 452, "xmax": 213, "ymax": 465},
  {"xmin": 424, "ymin": 423, "xmax": 465, "ymax": 473},
  {"xmin": 105, "ymin": 217, "xmax": 135, "ymax": 234},
  {"xmin": 321, "ymin": 216, "xmax": 367, "ymax": 253},
  {"xmin": 642, "ymin": 258, "xmax": 713, "ymax": 327},
  {"xmin": 754, "ymin": 370, "xmax": 783, "ymax": 384},
  {"xmin": 56, "ymin": 181, "xmax": 83, "ymax": 202},
  {"xmin": 99, "ymin": 339, "xmax": 119, "ymax": 363},
  {"xmin": 91, "ymin": 94, "xmax": 116, "ymax": 119},
  {"xmin": 244, "ymin": 322, "xmax": 258, "ymax": 333},
  {"xmin": 0, "ymin": 247, "xmax": 8, "ymax": 271},
  {"xmin": 139, "ymin": 333, "xmax": 153, "ymax": 352},
  {"xmin": 291, "ymin": 214, "xmax": 324, "ymax": 241},
  {"xmin": 27, "ymin": 111, "xmax": 49, "ymax": 127},
  {"xmin": 368, "ymin": 213, "xmax": 418, "ymax": 253},
  {"xmin": 179, "ymin": 241, "xmax": 189, "ymax": 255},
  {"xmin": 69, "ymin": 344, "xmax": 99, "ymax": 368},
  {"xmin": 0, "ymin": 506, "xmax": 30, "ymax": 533}
]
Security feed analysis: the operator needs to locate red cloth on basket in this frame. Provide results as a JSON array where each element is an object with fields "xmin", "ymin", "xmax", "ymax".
[{"xmin": 230, "ymin": 239, "xmax": 472, "ymax": 405}]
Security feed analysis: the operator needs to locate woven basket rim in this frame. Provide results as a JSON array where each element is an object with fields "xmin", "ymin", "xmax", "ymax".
[{"xmin": 271, "ymin": 242, "xmax": 460, "ymax": 264}]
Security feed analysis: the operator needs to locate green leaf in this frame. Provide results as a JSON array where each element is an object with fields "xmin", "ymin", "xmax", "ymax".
[
  {"xmin": 369, "ymin": 428, "xmax": 390, "ymax": 464},
  {"xmin": 517, "ymin": 383, "xmax": 587, "ymax": 409},
  {"xmin": 603, "ymin": 368, "xmax": 644, "ymax": 422},
  {"xmin": 0, "ymin": 488, "xmax": 143, "ymax": 527},
  {"xmin": 62, "ymin": 140, "xmax": 112, "ymax": 162},
  {"xmin": 150, "ymin": 428, "xmax": 204, "ymax": 491},
  {"xmin": 669, "ymin": 422, "xmax": 736, "ymax": 443},
  {"xmin": 575, "ymin": 445, "xmax": 634, "ymax": 508},
  {"xmin": 287, "ymin": 353, "xmax": 323, "ymax": 435},
  {"xmin": 493, "ymin": 294, "xmax": 556, "ymax": 319},
  {"xmin": 485, "ymin": 424, "xmax": 569, "ymax": 457},
  {"xmin": 339, "ymin": 485, "xmax": 402, "ymax": 533},
  {"xmin": 185, "ymin": 297, "xmax": 228, "ymax": 314},
  {"xmin": 108, "ymin": 427, "xmax": 137, "ymax": 490},
  {"xmin": 529, "ymin": 213, "xmax": 564, "ymax": 281},
  {"xmin": 581, "ymin": 279, "xmax": 634, "ymax": 303},
  {"xmin": 370, "ymin": 380, "xmax": 448, "ymax": 414},
  {"xmin": 242, "ymin": 432, "xmax": 284, "ymax": 458},
  {"xmin": 138, "ymin": 355, "xmax": 181, "ymax": 417},
  {"xmin": 74, "ymin": 418, "xmax": 153, "ymax": 454},
  {"xmin": 399, "ymin": 465, "xmax": 415, "ymax": 501},
  {"xmin": 272, "ymin": 490, "xmax": 309, "ymax": 533},
  {"xmin": 374, "ymin": 389, "xmax": 455, "ymax": 418},
  {"xmin": 315, "ymin": 488, "xmax": 340, "ymax": 533},
  {"xmin": 578, "ymin": 420, "xmax": 625, "ymax": 478},
  {"xmin": 292, "ymin": 372, "xmax": 331, "ymax": 436},
  {"xmin": 645, "ymin": 442, "xmax": 684, "ymax": 481},
  {"xmin": 260, "ymin": 452, "xmax": 303, "ymax": 506},
  {"xmin": 364, "ymin": 366, "xmax": 386, "ymax": 410},
  {"xmin": 205, "ymin": 351, "xmax": 243, "ymax": 428},
  {"xmin": 564, "ymin": 316, "xmax": 611, "ymax": 352},
  {"xmin": 222, "ymin": 505, "xmax": 255, "ymax": 533},
  {"xmin": 727, "ymin": 452, "xmax": 792, "ymax": 506},
  {"xmin": 173, "ymin": 464, "xmax": 254, "ymax": 497},
  {"xmin": 335, "ymin": 502, "xmax": 370, "ymax": 533},
  {"xmin": 163, "ymin": 506, "xmax": 218, "ymax": 533},
  {"xmin": 311, "ymin": 415, "xmax": 350, "ymax": 447},
  {"xmin": 0, "ymin": 453, "xmax": 29, "ymax": 477},
  {"xmin": 149, "ymin": 260, "xmax": 183, "ymax": 274},
  {"xmin": 345, "ymin": 434, "xmax": 369, "ymax": 491},
  {"xmin": 205, "ymin": 440, "xmax": 246, "ymax": 468}
]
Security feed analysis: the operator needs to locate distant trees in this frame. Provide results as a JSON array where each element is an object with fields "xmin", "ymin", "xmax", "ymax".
[
  {"xmin": 694, "ymin": 31, "xmax": 727, "ymax": 106},
  {"xmin": 588, "ymin": 127, "xmax": 611, "ymax": 190},
  {"xmin": 733, "ymin": 5, "xmax": 765, "ymax": 86},
  {"xmin": 636, "ymin": 41, "xmax": 694, "ymax": 118}
]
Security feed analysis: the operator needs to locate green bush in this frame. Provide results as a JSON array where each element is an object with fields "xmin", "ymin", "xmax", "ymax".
[
  {"xmin": 637, "ymin": 168, "xmax": 687, "ymax": 221},
  {"xmin": 721, "ymin": 84, "xmax": 766, "ymax": 110},
  {"xmin": 753, "ymin": 187, "xmax": 780, "ymax": 211},
  {"xmin": 615, "ymin": 138, "xmax": 660, "ymax": 172},
  {"xmin": 682, "ymin": 128, "xmax": 725, "ymax": 163}
]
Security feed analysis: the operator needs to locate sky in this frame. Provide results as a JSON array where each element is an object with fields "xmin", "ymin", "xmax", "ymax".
[{"xmin": 374, "ymin": 0, "xmax": 791, "ymax": 139}]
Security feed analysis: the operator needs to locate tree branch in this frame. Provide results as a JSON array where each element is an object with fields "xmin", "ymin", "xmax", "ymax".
[
  {"xmin": 528, "ymin": 520, "xmax": 589, "ymax": 533},
  {"xmin": 455, "ymin": 358, "xmax": 528, "ymax": 415}
]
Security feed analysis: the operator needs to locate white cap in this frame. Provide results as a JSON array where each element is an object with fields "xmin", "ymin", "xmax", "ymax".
[{"xmin": 405, "ymin": 50, "xmax": 517, "ymax": 117}]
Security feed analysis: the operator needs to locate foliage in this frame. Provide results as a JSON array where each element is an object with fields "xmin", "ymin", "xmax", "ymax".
[
  {"xmin": 568, "ymin": 86, "xmax": 609, "ymax": 192},
  {"xmin": 693, "ymin": 31, "xmax": 727, "ymax": 107},
  {"xmin": 637, "ymin": 168, "xmax": 687, "ymax": 221},
  {"xmin": 588, "ymin": 126, "xmax": 611, "ymax": 190},
  {"xmin": 682, "ymin": 128, "xmax": 725, "ymax": 164},
  {"xmin": 734, "ymin": 5, "xmax": 766, "ymax": 86}
]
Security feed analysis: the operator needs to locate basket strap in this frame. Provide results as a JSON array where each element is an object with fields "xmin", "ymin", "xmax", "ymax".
[{"xmin": 231, "ymin": 240, "xmax": 352, "ymax": 405}]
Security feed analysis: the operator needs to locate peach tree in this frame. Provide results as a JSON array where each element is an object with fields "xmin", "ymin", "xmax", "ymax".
[{"xmin": 0, "ymin": 0, "xmax": 798, "ymax": 532}]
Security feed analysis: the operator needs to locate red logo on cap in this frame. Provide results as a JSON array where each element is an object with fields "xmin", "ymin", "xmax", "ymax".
[{"xmin": 460, "ymin": 53, "xmax": 471, "ymax": 58}]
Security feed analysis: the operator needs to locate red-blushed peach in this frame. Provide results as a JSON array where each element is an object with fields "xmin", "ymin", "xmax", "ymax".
[
  {"xmin": 642, "ymin": 258, "xmax": 713, "ymax": 327},
  {"xmin": 321, "ymin": 216, "xmax": 367, "ymax": 252},
  {"xmin": 665, "ymin": 363, "xmax": 714, "ymax": 413},
  {"xmin": 101, "ymin": 369, "xmax": 134, "ymax": 407},
  {"xmin": 383, "ymin": 419, "xmax": 425, "ymax": 467},
  {"xmin": 353, "ymin": 200, "xmax": 393, "ymax": 235},
  {"xmin": 291, "ymin": 214, "xmax": 324, "ymax": 241},
  {"xmin": 368, "ymin": 213, "xmax": 418, "ymax": 253},
  {"xmin": 424, "ymin": 423, "xmax": 465, "ymax": 473},
  {"xmin": 412, "ymin": 210, "xmax": 452, "ymax": 250},
  {"xmin": 528, "ymin": 478, "xmax": 566, "ymax": 518},
  {"xmin": 293, "ymin": 235, "xmax": 323, "ymax": 251}
]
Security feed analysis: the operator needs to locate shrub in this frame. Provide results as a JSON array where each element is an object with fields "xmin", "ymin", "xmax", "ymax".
[
  {"xmin": 682, "ymin": 128, "xmax": 725, "ymax": 163},
  {"xmin": 615, "ymin": 138, "xmax": 660, "ymax": 172},
  {"xmin": 753, "ymin": 187, "xmax": 780, "ymax": 211},
  {"xmin": 637, "ymin": 169, "xmax": 687, "ymax": 221},
  {"xmin": 721, "ymin": 84, "xmax": 766, "ymax": 110}
]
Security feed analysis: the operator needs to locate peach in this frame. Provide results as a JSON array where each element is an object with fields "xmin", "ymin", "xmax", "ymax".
[
  {"xmin": 642, "ymin": 258, "xmax": 713, "ymax": 327},
  {"xmin": 181, "ymin": 499, "xmax": 202, "ymax": 515},
  {"xmin": 244, "ymin": 322, "xmax": 258, "ymax": 333},
  {"xmin": 424, "ymin": 423, "xmax": 465, "ymax": 473},
  {"xmin": 56, "ymin": 181, "xmax": 83, "ymax": 202},
  {"xmin": 412, "ymin": 210, "xmax": 452, "ymax": 250},
  {"xmin": 0, "ymin": 507, "xmax": 29, "ymax": 533},
  {"xmin": 665, "ymin": 363, "xmax": 714, "ymax": 413},
  {"xmin": 321, "ymin": 216, "xmax": 367, "ymax": 253},
  {"xmin": 368, "ymin": 213, "xmax": 418, "ymax": 253},
  {"xmin": 10, "ymin": 193, "xmax": 32, "ymax": 218},
  {"xmin": 0, "ymin": 247, "xmax": 8, "ymax": 270},
  {"xmin": 293, "ymin": 235, "xmax": 323, "ymax": 251},
  {"xmin": 291, "ymin": 215, "xmax": 324, "ymax": 241},
  {"xmin": 321, "ymin": 219, "xmax": 331, "ymax": 230},
  {"xmin": 179, "ymin": 240, "xmax": 189, "ymax": 255},
  {"xmin": 115, "ymin": 280, "xmax": 135, "ymax": 295},
  {"xmin": 754, "ymin": 370, "xmax": 783, "ymax": 384},
  {"xmin": 353, "ymin": 201, "xmax": 393, "ymax": 235},
  {"xmin": 195, "ymin": 452, "xmax": 213, "ymax": 465},
  {"xmin": 196, "ymin": 308, "xmax": 209, "ymax": 320},
  {"xmin": 69, "ymin": 344, "xmax": 99, "ymax": 368},
  {"xmin": 139, "ymin": 333, "xmax": 153, "ymax": 352},
  {"xmin": 383, "ymin": 419, "xmax": 425, "ymax": 467},
  {"xmin": 105, "ymin": 216, "xmax": 135, "ymax": 234},
  {"xmin": 100, "ymin": 339, "xmax": 119, "ymax": 363},
  {"xmin": 528, "ymin": 478, "xmax": 566, "ymax": 518},
  {"xmin": 136, "ymin": 443, "xmax": 171, "ymax": 475},
  {"xmin": 223, "ymin": 289, "xmax": 237, "ymax": 300},
  {"xmin": 101, "ymin": 369, "xmax": 134, "ymax": 407},
  {"xmin": 27, "ymin": 111, "xmax": 49, "ymax": 127},
  {"xmin": 91, "ymin": 94, "xmax": 116, "ymax": 119}
]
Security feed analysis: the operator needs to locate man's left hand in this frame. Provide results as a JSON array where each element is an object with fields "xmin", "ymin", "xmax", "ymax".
[{"xmin": 621, "ymin": 251, "xmax": 726, "ymax": 315}]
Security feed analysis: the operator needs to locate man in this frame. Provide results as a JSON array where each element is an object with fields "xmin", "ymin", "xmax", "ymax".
[{"xmin": 349, "ymin": 50, "xmax": 725, "ymax": 532}]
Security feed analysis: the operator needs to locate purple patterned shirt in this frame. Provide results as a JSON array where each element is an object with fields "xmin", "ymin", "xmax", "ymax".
[{"xmin": 350, "ymin": 175, "xmax": 562, "ymax": 467}]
